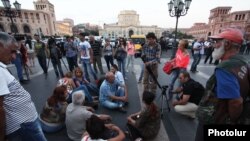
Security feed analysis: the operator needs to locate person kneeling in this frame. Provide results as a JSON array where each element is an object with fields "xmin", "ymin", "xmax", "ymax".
[{"xmin": 172, "ymin": 72, "xmax": 204, "ymax": 119}]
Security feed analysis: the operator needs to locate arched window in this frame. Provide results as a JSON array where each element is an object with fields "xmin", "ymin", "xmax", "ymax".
[
  {"xmin": 0, "ymin": 24, "xmax": 5, "ymax": 32},
  {"xmin": 23, "ymin": 25, "xmax": 31, "ymax": 33},
  {"xmin": 10, "ymin": 24, "xmax": 18, "ymax": 33}
]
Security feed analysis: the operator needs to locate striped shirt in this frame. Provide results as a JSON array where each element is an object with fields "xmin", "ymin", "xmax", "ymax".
[
  {"xmin": 0, "ymin": 62, "xmax": 38, "ymax": 135},
  {"xmin": 141, "ymin": 43, "xmax": 161, "ymax": 63}
]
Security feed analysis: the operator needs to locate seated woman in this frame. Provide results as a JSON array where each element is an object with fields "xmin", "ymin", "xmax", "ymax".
[
  {"xmin": 126, "ymin": 91, "xmax": 161, "ymax": 140},
  {"xmin": 58, "ymin": 71, "xmax": 94, "ymax": 104},
  {"xmin": 39, "ymin": 85, "xmax": 68, "ymax": 133},
  {"xmin": 73, "ymin": 67, "xmax": 99, "ymax": 96},
  {"xmin": 82, "ymin": 115, "xmax": 125, "ymax": 141}
]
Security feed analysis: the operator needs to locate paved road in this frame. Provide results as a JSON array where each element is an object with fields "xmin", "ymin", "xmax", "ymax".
[{"xmin": 8, "ymin": 50, "xmax": 250, "ymax": 141}]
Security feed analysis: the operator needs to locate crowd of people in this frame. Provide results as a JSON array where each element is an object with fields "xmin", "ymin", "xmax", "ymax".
[{"xmin": 1, "ymin": 27, "xmax": 250, "ymax": 141}]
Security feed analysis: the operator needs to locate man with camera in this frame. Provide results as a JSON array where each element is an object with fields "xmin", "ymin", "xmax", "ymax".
[
  {"xmin": 172, "ymin": 71, "xmax": 204, "ymax": 119},
  {"xmin": 141, "ymin": 32, "xmax": 161, "ymax": 94}
]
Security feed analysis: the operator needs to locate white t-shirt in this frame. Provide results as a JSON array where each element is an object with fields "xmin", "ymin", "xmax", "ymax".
[
  {"xmin": 81, "ymin": 135, "xmax": 107, "ymax": 141},
  {"xmin": 79, "ymin": 41, "xmax": 91, "ymax": 59}
]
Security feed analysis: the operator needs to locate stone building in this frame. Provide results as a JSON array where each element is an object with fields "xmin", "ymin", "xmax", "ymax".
[
  {"xmin": 56, "ymin": 18, "xmax": 74, "ymax": 36},
  {"xmin": 0, "ymin": 0, "xmax": 56, "ymax": 36},
  {"xmin": 187, "ymin": 7, "xmax": 250, "ymax": 40},
  {"xmin": 99, "ymin": 10, "xmax": 163, "ymax": 39}
]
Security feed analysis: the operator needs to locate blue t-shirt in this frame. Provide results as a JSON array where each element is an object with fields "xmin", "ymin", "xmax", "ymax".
[
  {"xmin": 99, "ymin": 79, "xmax": 123, "ymax": 102},
  {"xmin": 215, "ymin": 68, "xmax": 240, "ymax": 99}
]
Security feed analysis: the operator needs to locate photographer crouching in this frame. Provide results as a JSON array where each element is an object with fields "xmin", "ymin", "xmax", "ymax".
[{"xmin": 141, "ymin": 32, "xmax": 161, "ymax": 94}]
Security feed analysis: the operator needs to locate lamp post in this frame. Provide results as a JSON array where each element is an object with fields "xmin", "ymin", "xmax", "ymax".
[
  {"xmin": 0, "ymin": 0, "xmax": 21, "ymax": 34},
  {"xmin": 168, "ymin": 0, "xmax": 191, "ymax": 59}
]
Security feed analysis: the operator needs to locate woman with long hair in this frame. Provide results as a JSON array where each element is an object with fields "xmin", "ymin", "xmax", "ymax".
[
  {"xmin": 168, "ymin": 39, "xmax": 190, "ymax": 100},
  {"xmin": 103, "ymin": 38, "xmax": 114, "ymax": 71},
  {"xmin": 126, "ymin": 91, "xmax": 161, "ymax": 140},
  {"xmin": 115, "ymin": 38, "xmax": 127, "ymax": 79},
  {"xmin": 39, "ymin": 85, "xmax": 68, "ymax": 133}
]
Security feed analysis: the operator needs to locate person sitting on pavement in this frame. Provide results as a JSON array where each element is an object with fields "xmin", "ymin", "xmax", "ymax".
[
  {"xmin": 73, "ymin": 67, "xmax": 99, "ymax": 96},
  {"xmin": 126, "ymin": 91, "xmax": 161, "ymax": 140},
  {"xmin": 82, "ymin": 115, "xmax": 125, "ymax": 141},
  {"xmin": 110, "ymin": 64, "xmax": 125, "ymax": 85},
  {"xmin": 99, "ymin": 72, "xmax": 128, "ymax": 113},
  {"xmin": 39, "ymin": 85, "xmax": 68, "ymax": 133},
  {"xmin": 66, "ymin": 90, "xmax": 111, "ymax": 141},
  {"xmin": 172, "ymin": 71, "xmax": 204, "ymax": 119}
]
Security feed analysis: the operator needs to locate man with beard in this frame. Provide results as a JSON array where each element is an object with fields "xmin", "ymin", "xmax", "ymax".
[{"xmin": 195, "ymin": 28, "xmax": 250, "ymax": 141}]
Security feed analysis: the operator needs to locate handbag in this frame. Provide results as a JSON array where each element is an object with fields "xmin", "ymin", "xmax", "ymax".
[{"xmin": 163, "ymin": 59, "xmax": 176, "ymax": 75}]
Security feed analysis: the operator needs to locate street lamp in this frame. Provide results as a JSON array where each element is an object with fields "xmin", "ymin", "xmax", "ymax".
[
  {"xmin": 168, "ymin": 0, "xmax": 191, "ymax": 58},
  {"xmin": 0, "ymin": 0, "xmax": 21, "ymax": 34}
]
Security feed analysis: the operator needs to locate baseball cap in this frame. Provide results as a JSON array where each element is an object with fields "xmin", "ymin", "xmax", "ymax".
[{"xmin": 209, "ymin": 28, "xmax": 243, "ymax": 44}]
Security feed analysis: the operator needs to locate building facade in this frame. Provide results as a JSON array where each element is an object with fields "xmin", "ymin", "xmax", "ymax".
[
  {"xmin": 0, "ymin": 0, "xmax": 56, "ymax": 36},
  {"xmin": 56, "ymin": 18, "xmax": 74, "ymax": 36},
  {"xmin": 187, "ymin": 7, "xmax": 250, "ymax": 40},
  {"xmin": 99, "ymin": 10, "xmax": 163, "ymax": 39}
]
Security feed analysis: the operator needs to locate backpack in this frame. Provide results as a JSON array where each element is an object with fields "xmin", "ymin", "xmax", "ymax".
[
  {"xmin": 50, "ymin": 47, "xmax": 62, "ymax": 60},
  {"xmin": 196, "ymin": 55, "xmax": 250, "ymax": 124}
]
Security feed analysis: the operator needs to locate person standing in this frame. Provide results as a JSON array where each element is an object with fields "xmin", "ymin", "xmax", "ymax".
[
  {"xmin": 34, "ymin": 34, "xmax": 48, "ymax": 75},
  {"xmin": 103, "ymin": 38, "xmax": 114, "ymax": 71},
  {"xmin": 0, "ymin": 32, "xmax": 47, "ymax": 141},
  {"xmin": 168, "ymin": 39, "xmax": 190, "ymax": 100},
  {"xmin": 190, "ymin": 38, "xmax": 204, "ymax": 73},
  {"xmin": 64, "ymin": 36, "xmax": 78, "ymax": 72},
  {"xmin": 115, "ymin": 38, "xmax": 127, "ymax": 79},
  {"xmin": 25, "ymin": 37, "xmax": 35, "ymax": 67},
  {"xmin": 50, "ymin": 41, "xmax": 64, "ymax": 78},
  {"xmin": 79, "ymin": 33, "xmax": 98, "ymax": 82},
  {"xmin": 89, "ymin": 35, "xmax": 104, "ymax": 74},
  {"xmin": 195, "ymin": 28, "xmax": 250, "ymax": 141},
  {"xmin": 126, "ymin": 40, "xmax": 135, "ymax": 72},
  {"xmin": 141, "ymin": 32, "xmax": 161, "ymax": 94}
]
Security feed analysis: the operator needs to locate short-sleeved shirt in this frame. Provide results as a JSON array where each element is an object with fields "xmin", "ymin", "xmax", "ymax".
[
  {"xmin": 115, "ymin": 71, "xmax": 124, "ymax": 85},
  {"xmin": 80, "ymin": 41, "xmax": 91, "ymax": 59},
  {"xmin": 66, "ymin": 103, "xmax": 93, "ymax": 141},
  {"xmin": 193, "ymin": 42, "xmax": 202, "ymax": 55},
  {"xmin": 215, "ymin": 68, "xmax": 240, "ymax": 99},
  {"xmin": 90, "ymin": 41, "xmax": 102, "ymax": 56},
  {"xmin": 64, "ymin": 41, "xmax": 77, "ymax": 57},
  {"xmin": 99, "ymin": 80, "xmax": 123, "ymax": 102},
  {"xmin": 81, "ymin": 136, "xmax": 107, "ymax": 141},
  {"xmin": 182, "ymin": 79, "xmax": 204, "ymax": 105},
  {"xmin": 34, "ymin": 41, "xmax": 46, "ymax": 57},
  {"xmin": 141, "ymin": 43, "xmax": 161, "ymax": 63},
  {"xmin": 0, "ymin": 62, "xmax": 38, "ymax": 135}
]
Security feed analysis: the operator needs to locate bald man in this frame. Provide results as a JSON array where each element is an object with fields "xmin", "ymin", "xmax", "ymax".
[{"xmin": 99, "ymin": 72, "xmax": 128, "ymax": 113}]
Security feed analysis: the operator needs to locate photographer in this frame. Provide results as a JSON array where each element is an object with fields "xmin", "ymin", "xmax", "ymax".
[
  {"xmin": 141, "ymin": 32, "xmax": 161, "ymax": 94},
  {"xmin": 172, "ymin": 72, "xmax": 204, "ymax": 119}
]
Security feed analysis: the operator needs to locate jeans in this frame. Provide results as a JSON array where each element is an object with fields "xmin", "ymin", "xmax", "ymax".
[
  {"xmin": 93, "ymin": 55, "xmax": 104, "ymax": 73},
  {"xmin": 66, "ymin": 56, "xmax": 77, "ymax": 72},
  {"xmin": 51, "ymin": 59, "xmax": 64, "ymax": 77},
  {"xmin": 67, "ymin": 85, "xmax": 93, "ymax": 103},
  {"xmin": 81, "ymin": 59, "xmax": 97, "ymax": 81},
  {"xmin": 104, "ymin": 55, "xmax": 114, "ymax": 71},
  {"xmin": 85, "ymin": 83, "xmax": 99, "ymax": 96},
  {"xmin": 12, "ymin": 54, "xmax": 23, "ymax": 81},
  {"xmin": 7, "ymin": 118, "xmax": 47, "ymax": 141},
  {"xmin": 39, "ymin": 116, "xmax": 64, "ymax": 133},
  {"xmin": 169, "ymin": 68, "xmax": 186, "ymax": 99},
  {"xmin": 126, "ymin": 54, "xmax": 134, "ymax": 71},
  {"xmin": 117, "ymin": 58, "xmax": 126, "ymax": 78},
  {"xmin": 190, "ymin": 54, "xmax": 201, "ymax": 71},
  {"xmin": 100, "ymin": 88, "xmax": 125, "ymax": 109},
  {"xmin": 138, "ymin": 63, "xmax": 144, "ymax": 81},
  {"xmin": 37, "ymin": 55, "xmax": 47, "ymax": 73}
]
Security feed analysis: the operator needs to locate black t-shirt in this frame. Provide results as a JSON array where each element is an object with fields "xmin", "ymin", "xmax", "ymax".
[
  {"xmin": 90, "ymin": 40, "xmax": 102, "ymax": 56},
  {"xmin": 182, "ymin": 79, "xmax": 204, "ymax": 105}
]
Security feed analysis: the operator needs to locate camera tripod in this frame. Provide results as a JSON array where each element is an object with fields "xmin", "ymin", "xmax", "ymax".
[{"xmin": 145, "ymin": 65, "xmax": 171, "ymax": 117}]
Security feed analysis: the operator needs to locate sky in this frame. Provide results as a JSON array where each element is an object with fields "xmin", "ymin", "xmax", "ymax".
[{"xmin": 2, "ymin": 0, "xmax": 250, "ymax": 28}]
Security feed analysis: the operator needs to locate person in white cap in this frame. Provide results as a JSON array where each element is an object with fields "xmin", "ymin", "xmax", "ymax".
[{"xmin": 195, "ymin": 28, "xmax": 250, "ymax": 141}]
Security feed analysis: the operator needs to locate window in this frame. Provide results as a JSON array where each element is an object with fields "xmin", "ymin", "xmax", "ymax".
[
  {"xmin": 10, "ymin": 24, "xmax": 18, "ymax": 33},
  {"xmin": 0, "ymin": 24, "xmax": 5, "ymax": 32},
  {"xmin": 235, "ymin": 15, "xmax": 238, "ymax": 20},
  {"xmin": 24, "ymin": 13, "xmax": 28, "ymax": 19},
  {"xmin": 242, "ymin": 14, "xmax": 245, "ymax": 20},
  {"xmin": 36, "ymin": 13, "xmax": 40, "ymax": 20},
  {"xmin": 239, "ymin": 15, "xmax": 242, "ymax": 20},
  {"xmin": 23, "ymin": 25, "xmax": 31, "ymax": 33}
]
